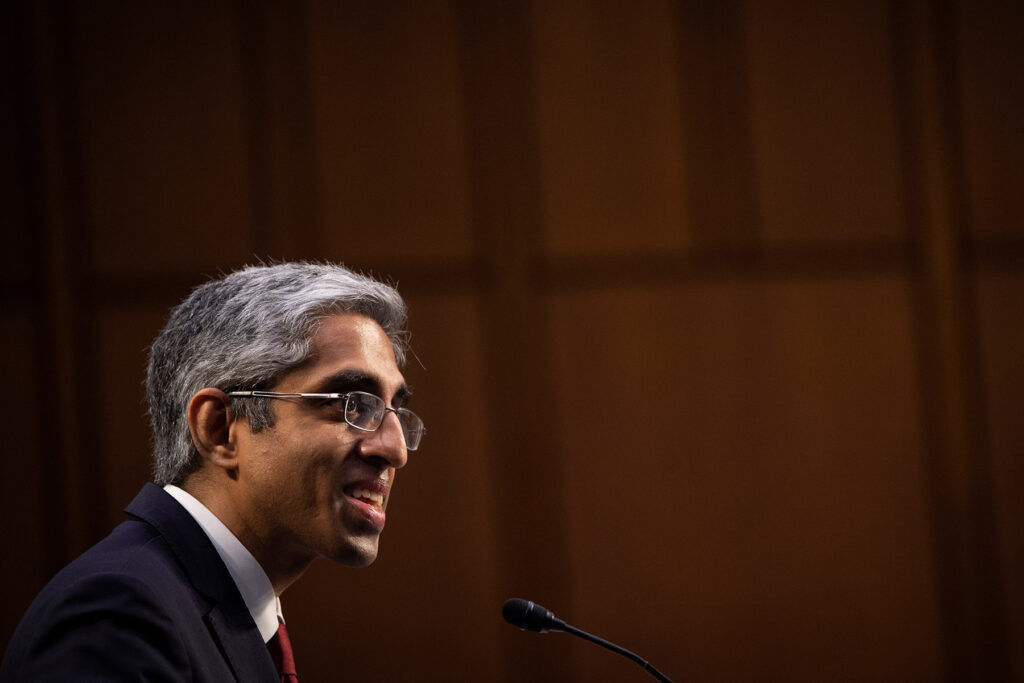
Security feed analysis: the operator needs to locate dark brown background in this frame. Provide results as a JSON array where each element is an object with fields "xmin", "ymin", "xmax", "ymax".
[{"xmin": 2, "ymin": 1, "xmax": 1022, "ymax": 681}]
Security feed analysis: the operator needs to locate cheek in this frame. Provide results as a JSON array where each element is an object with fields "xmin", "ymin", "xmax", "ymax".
[
  {"xmin": 246, "ymin": 433, "xmax": 311, "ymax": 497},
  {"xmin": 297, "ymin": 432, "xmax": 355, "ymax": 500},
  {"xmin": 249, "ymin": 426, "xmax": 358, "ymax": 506}
]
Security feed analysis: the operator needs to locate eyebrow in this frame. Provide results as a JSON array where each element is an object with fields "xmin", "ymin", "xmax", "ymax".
[{"xmin": 313, "ymin": 369, "xmax": 412, "ymax": 406}]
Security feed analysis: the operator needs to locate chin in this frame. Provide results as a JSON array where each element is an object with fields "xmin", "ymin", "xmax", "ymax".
[{"xmin": 332, "ymin": 538, "xmax": 380, "ymax": 568}]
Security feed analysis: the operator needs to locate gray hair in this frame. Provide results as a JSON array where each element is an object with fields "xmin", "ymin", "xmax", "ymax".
[{"xmin": 146, "ymin": 262, "xmax": 408, "ymax": 485}]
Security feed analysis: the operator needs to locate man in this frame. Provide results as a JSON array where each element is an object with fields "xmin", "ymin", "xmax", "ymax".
[{"xmin": 1, "ymin": 262, "xmax": 424, "ymax": 681}]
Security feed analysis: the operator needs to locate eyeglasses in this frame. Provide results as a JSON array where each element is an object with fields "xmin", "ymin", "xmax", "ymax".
[{"xmin": 226, "ymin": 390, "xmax": 425, "ymax": 451}]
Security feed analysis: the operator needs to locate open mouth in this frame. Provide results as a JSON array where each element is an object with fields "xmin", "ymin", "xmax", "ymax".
[{"xmin": 346, "ymin": 487, "xmax": 385, "ymax": 507}]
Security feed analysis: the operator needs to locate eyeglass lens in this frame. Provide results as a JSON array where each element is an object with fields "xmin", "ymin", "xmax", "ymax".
[{"xmin": 345, "ymin": 392, "xmax": 424, "ymax": 450}]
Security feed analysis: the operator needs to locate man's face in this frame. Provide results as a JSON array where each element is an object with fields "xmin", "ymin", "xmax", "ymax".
[{"xmin": 234, "ymin": 313, "xmax": 410, "ymax": 570}]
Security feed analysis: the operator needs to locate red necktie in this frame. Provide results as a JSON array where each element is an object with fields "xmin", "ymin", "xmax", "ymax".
[{"xmin": 267, "ymin": 621, "xmax": 299, "ymax": 682}]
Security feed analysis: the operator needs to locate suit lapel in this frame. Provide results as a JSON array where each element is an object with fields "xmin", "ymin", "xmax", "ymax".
[
  {"xmin": 206, "ymin": 604, "xmax": 280, "ymax": 683},
  {"xmin": 125, "ymin": 484, "xmax": 237, "ymax": 602},
  {"xmin": 125, "ymin": 484, "xmax": 279, "ymax": 683}
]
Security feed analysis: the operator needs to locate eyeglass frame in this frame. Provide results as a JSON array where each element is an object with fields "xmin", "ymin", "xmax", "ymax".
[{"xmin": 225, "ymin": 390, "xmax": 425, "ymax": 451}]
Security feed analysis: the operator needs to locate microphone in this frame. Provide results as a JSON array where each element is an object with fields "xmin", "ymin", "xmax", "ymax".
[
  {"xmin": 501, "ymin": 598, "xmax": 673, "ymax": 683},
  {"xmin": 501, "ymin": 597, "xmax": 564, "ymax": 632}
]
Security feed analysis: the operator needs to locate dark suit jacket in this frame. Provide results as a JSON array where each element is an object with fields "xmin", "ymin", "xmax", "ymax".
[{"xmin": 0, "ymin": 483, "xmax": 280, "ymax": 682}]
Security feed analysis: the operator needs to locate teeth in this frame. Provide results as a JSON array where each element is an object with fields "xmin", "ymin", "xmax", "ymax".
[{"xmin": 350, "ymin": 488, "xmax": 384, "ymax": 507}]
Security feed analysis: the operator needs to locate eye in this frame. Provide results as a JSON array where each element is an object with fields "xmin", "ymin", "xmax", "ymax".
[
  {"xmin": 342, "ymin": 392, "xmax": 385, "ymax": 429},
  {"xmin": 316, "ymin": 395, "xmax": 347, "ymax": 417},
  {"xmin": 343, "ymin": 396, "xmax": 362, "ymax": 421}
]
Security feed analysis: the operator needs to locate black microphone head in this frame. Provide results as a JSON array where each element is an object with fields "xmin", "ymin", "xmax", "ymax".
[{"xmin": 502, "ymin": 598, "xmax": 559, "ymax": 633}]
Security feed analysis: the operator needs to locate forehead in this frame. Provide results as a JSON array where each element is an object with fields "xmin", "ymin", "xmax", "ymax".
[{"xmin": 276, "ymin": 313, "xmax": 405, "ymax": 397}]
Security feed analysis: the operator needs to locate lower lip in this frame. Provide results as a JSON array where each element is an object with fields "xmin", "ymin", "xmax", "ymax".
[{"xmin": 345, "ymin": 494, "xmax": 387, "ymax": 529}]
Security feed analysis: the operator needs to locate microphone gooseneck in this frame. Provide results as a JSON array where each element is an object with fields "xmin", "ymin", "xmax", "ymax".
[{"xmin": 501, "ymin": 598, "xmax": 673, "ymax": 683}]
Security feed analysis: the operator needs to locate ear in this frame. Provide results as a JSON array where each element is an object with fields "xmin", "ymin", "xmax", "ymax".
[{"xmin": 187, "ymin": 388, "xmax": 239, "ymax": 474}]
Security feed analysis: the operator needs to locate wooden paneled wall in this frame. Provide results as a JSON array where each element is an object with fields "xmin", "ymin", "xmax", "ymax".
[{"xmin": 3, "ymin": 1, "xmax": 1022, "ymax": 681}]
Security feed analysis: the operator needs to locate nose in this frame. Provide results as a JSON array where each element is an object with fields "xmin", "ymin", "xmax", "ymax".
[{"xmin": 358, "ymin": 410, "xmax": 408, "ymax": 469}]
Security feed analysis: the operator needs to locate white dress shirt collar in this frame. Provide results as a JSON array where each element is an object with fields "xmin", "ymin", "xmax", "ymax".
[{"xmin": 163, "ymin": 484, "xmax": 281, "ymax": 643}]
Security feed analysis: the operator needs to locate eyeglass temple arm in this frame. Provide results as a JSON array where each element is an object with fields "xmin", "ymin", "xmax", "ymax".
[{"xmin": 226, "ymin": 391, "xmax": 311, "ymax": 398}]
